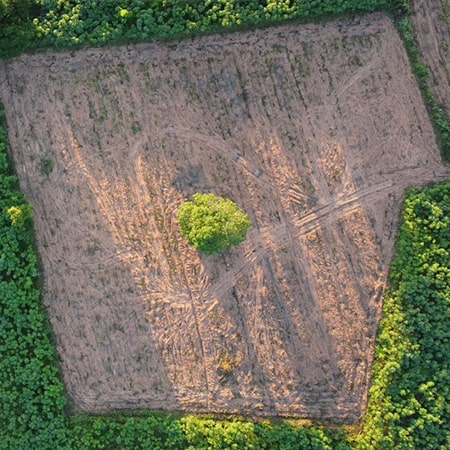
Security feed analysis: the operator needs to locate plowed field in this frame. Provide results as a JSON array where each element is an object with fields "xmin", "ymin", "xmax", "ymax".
[{"xmin": 1, "ymin": 12, "xmax": 448, "ymax": 422}]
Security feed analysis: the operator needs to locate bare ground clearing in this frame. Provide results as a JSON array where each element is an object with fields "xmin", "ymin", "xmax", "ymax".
[
  {"xmin": 1, "ymin": 12, "xmax": 448, "ymax": 422},
  {"xmin": 411, "ymin": 0, "xmax": 450, "ymax": 112}
]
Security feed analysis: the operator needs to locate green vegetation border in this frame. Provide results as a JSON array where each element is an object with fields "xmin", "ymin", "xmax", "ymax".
[
  {"xmin": 1, "ymin": 1, "xmax": 399, "ymax": 57},
  {"xmin": 353, "ymin": 182, "xmax": 450, "ymax": 449},
  {"xmin": 0, "ymin": 105, "xmax": 70, "ymax": 449},
  {"xmin": 1, "ymin": 0, "xmax": 449, "ymax": 448}
]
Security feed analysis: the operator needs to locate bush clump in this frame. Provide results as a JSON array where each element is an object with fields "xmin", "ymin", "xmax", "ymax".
[{"xmin": 177, "ymin": 193, "xmax": 251, "ymax": 255}]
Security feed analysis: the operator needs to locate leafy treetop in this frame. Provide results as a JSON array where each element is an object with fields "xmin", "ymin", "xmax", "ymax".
[{"xmin": 177, "ymin": 193, "xmax": 251, "ymax": 255}]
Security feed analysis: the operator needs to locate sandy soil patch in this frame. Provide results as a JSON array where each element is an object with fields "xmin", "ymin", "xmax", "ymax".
[
  {"xmin": 1, "ymin": 12, "xmax": 448, "ymax": 422},
  {"xmin": 411, "ymin": 0, "xmax": 450, "ymax": 111}
]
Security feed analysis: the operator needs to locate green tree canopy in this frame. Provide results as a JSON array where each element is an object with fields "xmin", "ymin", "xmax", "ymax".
[
  {"xmin": 177, "ymin": 193, "xmax": 251, "ymax": 255},
  {"xmin": 0, "ymin": 0, "xmax": 32, "ymax": 23}
]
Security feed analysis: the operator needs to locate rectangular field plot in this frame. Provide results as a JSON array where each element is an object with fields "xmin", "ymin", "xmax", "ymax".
[{"xmin": 1, "ymin": 12, "xmax": 447, "ymax": 422}]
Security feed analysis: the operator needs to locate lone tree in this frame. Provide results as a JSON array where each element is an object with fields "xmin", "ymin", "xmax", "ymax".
[{"xmin": 177, "ymin": 193, "xmax": 251, "ymax": 255}]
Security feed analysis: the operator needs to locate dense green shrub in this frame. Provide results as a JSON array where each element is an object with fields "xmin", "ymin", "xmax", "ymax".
[
  {"xmin": 32, "ymin": 0, "xmax": 395, "ymax": 48},
  {"xmin": 180, "ymin": 416, "xmax": 351, "ymax": 450},
  {"xmin": 6, "ymin": 203, "xmax": 33, "ymax": 227},
  {"xmin": 0, "ymin": 0, "xmax": 33, "ymax": 24},
  {"xmin": 66, "ymin": 414, "xmax": 351, "ymax": 449},
  {"xmin": 0, "ymin": 106, "xmax": 71, "ymax": 449},
  {"xmin": 1, "ymin": 0, "xmax": 399, "ymax": 57},
  {"xmin": 0, "ymin": 0, "xmax": 38, "ymax": 57},
  {"xmin": 69, "ymin": 414, "xmax": 188, "ymax": 450},
  {"xmin": 177, "ymin": 193, "xmax": 251, "ymax": 255},
  {"xmin": 355, "ymin": 183, "xmax": 450, "ymax": 449}
]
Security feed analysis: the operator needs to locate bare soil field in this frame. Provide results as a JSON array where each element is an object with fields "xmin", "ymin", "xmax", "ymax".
[
  {"xmin": 1, "ymin": 12, "xmax": 449, "ymax": 422},
  {"xmin": 411, "ymin": 0, "xmax": 450, "ymax": 112}
]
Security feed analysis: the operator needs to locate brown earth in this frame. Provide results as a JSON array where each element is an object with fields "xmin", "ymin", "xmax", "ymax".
[
  {"xmin": 1, "ymin": 12, "xmax": 449, "ymax": 422},
  {"xmin": 411, "ymin": 0, "xmax": 450, "ymax": 111}
]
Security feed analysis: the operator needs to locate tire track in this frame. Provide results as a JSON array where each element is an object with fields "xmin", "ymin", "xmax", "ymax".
[
  {"xmin": 292, "ymin": 180, "xmax": 393, "ymax": 233},
  {"xmin": 207, "ymin": 160, "xmax": 448, "ymax": 309},
  {"xmin": 171, "ymin": 254, "xmax": 215, "ymax": 408},
  {"xmin": 208, "ymin": 179, "xmax": 394, "ymax": 300}
]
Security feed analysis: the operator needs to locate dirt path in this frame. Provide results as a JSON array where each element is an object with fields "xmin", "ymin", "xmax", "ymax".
[{"xmin": 0, "ymin": 12, "xmax": 448, "ymax": 421}]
